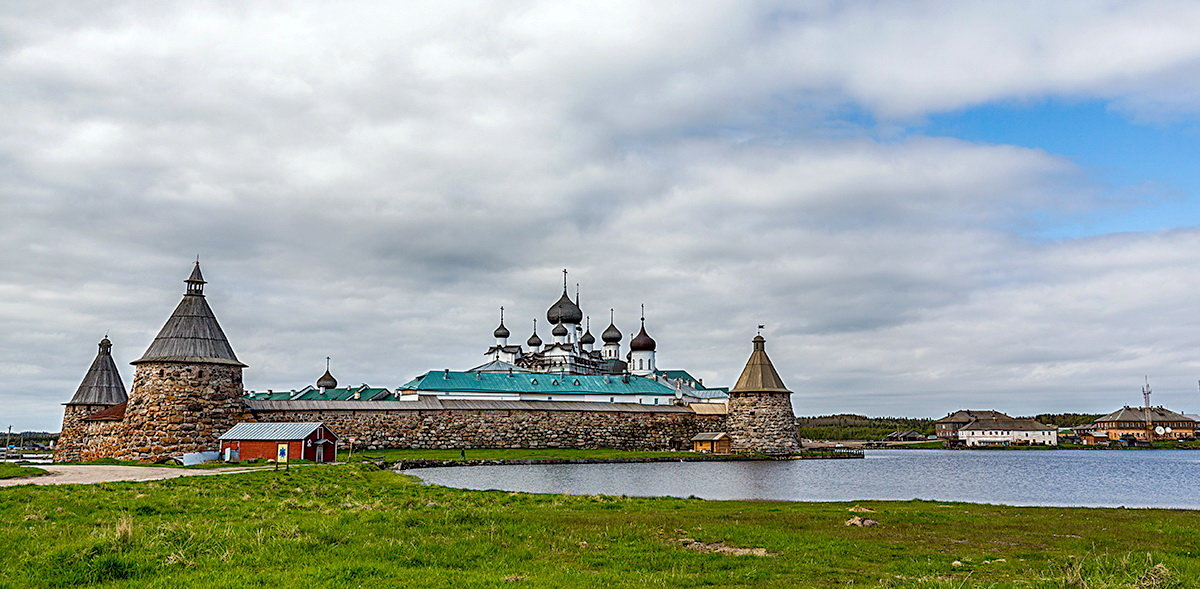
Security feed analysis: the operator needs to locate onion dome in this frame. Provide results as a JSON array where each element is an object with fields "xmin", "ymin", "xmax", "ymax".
[
  {"xmin": 527, "ymin": 326, "xmax": 542, "ymax": 348},
  {"xmin": 552, "ymin": 321, "xmax": 568, "ymax": 337},
  {"xmin": 601, "ymin": 309, "xmax": 622, "ymax": 343},
  {"xmin": 316, "ymin": 357, "xmax": 337, "ymax": 389},
  {"xmin": 493, "ymin": 306, "xmax": 510, "ymax": 338},
  {"xmin": 630, "ymin": 317, "xmax": 656, "ymax": 352},
  {"xmin": 580, "ymin": 330, "xmax": 595, "ymax": 345},
  {"xmin": 546, "ymin": 290, "xmax": 583, "ymax": 325}
]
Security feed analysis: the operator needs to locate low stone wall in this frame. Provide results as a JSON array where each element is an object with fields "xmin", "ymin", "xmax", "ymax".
[
  {"xmin": 252, "ymin": 408, "xmax": 726, "ymax": 450},
  {"xmin": 54, "ymin": 404, "xmax": 113, "ymax": 462},
  {"xmin": 58, "ymin": 417, "xmax": 128, "ymax": 462}
]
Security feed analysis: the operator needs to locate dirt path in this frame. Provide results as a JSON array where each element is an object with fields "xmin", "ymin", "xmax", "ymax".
[{"xmin": 0, "ymin": 465, "xmax": 275, "ymax": 487}]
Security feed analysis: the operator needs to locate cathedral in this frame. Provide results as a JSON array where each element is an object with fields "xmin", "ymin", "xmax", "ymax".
[{"xmin": 481, "ymin": 270, "xmax": 658, "ymax": 377}]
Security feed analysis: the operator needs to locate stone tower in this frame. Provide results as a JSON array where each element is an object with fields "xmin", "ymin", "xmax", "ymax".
[
  {"xmin": 117, "ymin": 262, "xmax": 249, "ymax": 461},
  {"xmin": 726, "ymin": 334, "xmax": 799, "ymax": 454},
  {"xmin": 54, "ymin": 337, "xmax": 128, "ymax": 462}
]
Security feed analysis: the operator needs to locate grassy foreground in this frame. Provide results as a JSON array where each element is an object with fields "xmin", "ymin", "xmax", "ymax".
[
  {"xmin": 2, "ymin": 465, "xmax": 1197, "ymax": 588},
  {"xmin": 0, "ymin": 463, "xmax": 47, "ymax": 479}
]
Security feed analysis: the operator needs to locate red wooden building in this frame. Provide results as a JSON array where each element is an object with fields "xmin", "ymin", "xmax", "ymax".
[{"xmin": 218, "ymin": 422, "xmax": 338, "ymax": 463}]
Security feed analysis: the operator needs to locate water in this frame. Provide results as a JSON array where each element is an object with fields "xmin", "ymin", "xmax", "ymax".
[{"xmin": 407, "ymin": 449, "xmax": 1200, "ymax": 509}]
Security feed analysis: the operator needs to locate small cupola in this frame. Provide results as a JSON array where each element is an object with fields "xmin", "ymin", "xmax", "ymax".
[
  {"xmin": 185, "ymin": 259, "xmax": 206, "ymax": 296},
  {"xmin": 629, "ymin": 309, "xmax": 656, "ymax": 352},
  {"xmin": 527, "ymin": 319, "xmax": 543, "ymax": 348},
  {"xmin": 317, "ymin": 357, "xmax": 337, "ymax": 390},
  {"xmin": 602, "ymin": 308, "xmax": 622, "ymax": 344},
  {"xmin": 494, "ymin": 306, "xmax": 510, "ymax": 340}
]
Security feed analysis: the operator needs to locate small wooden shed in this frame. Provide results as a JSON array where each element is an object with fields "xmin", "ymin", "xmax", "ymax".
[
  {"xmin": 691, "ymin": 432, "xmax": 732, "ymax": 454},
  {"xmin": 218, "ymin": 422, "xmax": 339, "ymax": 463}
]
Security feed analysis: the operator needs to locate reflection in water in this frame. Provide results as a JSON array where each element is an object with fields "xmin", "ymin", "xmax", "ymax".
[{"xmin": 408, "ymin": 450, "xmax": 1200, "ymax": 509}]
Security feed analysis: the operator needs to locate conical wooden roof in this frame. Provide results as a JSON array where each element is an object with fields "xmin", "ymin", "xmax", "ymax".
[
  {"xmin": 67, "ymin": 338, "xmax": 128, "ymax": 405},
  {"xmin": 730, "ymin": 335, "xmax": 790, "ymax": 393},
  {"xmin": 132, "ymin": 263, "xmax": 246, "ymax": 367}
]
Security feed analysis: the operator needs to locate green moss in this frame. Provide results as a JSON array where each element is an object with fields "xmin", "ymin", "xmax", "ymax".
[{"xmin": 1, "ymin": 464, "xmax": 1196, "ymax": 587}]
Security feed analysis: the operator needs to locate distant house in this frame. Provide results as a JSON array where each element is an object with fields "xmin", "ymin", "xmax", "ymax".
[
  {"xmin": 934, "ymin": 410, "xmax": 1013, "ymax": 440},
  {"xmin": 690, "ymin": 432, "xmax": 731, "ymax": 454},
  {"xmin": 957, "ymin": 418, "xmax": 1057, "ymax": 447},
  {"xmin": 218, "ymin": 422, "xmax": 338, "ymax": 463},
  {"xmin": 1090, "ymin": 406, "xmax": 1197, "ymax": 441},
  {"xmin": 884, "ymin": 430, "xmax": 925, "ymax": 442}
]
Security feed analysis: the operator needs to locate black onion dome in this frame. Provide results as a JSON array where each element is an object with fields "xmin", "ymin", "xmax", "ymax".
[
  {"xmin": 580, "ymin": 330, "xmax": 595, "ymax": 345},
  {"xmin": 630, "ymin": 323, "xmax": 656, "ymax": 351},
  {"xmin": 546, "ymin": 291, "xmax": 583, "ymax": 325},
  {"xmin": 493, "ymin": 322, "xmax": 510, "ymax": 339},
  {"xmin": 601, "ymin": 322, "xmax": 622, "ymax": 343},
  {"xmin": 317, "ymin": 369, "xmax": 338, "ymax": 389},
  {"xmin": 527, "ymin": 331, "xmax": 543, "ymax": 347},
  {"xmin": 552, "ymin": 321, "xmax": 568, "ymax": 337}
]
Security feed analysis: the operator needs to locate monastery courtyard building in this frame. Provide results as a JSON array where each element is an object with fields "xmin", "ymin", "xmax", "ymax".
[{"xmin": 56, "ymin": 264, "xmax": 799, "ymax": 461}]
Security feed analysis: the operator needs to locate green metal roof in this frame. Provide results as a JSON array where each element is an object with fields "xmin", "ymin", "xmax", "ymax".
[
  {"xmin": 292, "ymin": 386, "xmax": 391, "ymax": 401},
  {"xmin": 246, "ymin": 390, "xmax": 295, "ymax": 401},
  {"xmin": 399, "ymin": 371, "xmax": 675, "ymax": 395},
  {"xmin": 657, "ymin": 369, "xmax": 702, "ymax": 386}
]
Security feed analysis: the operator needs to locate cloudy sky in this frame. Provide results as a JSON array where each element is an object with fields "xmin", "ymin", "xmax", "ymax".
[{"xmin": 4, "ymin": 1, "xmax": 1200, "ymax": 430}]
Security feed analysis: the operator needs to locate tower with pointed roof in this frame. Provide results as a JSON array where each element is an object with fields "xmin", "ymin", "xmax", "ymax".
[
  {"xmin": 116, "ymin": 262, "xmax": 250, "ymax": 461},
  {"xmin": 725, "ymin": 334, "xmax": 799, "ymax": 453},
  {"xmin": 54, "ymin": 337, "xmax": 130, "ymax": 462}
]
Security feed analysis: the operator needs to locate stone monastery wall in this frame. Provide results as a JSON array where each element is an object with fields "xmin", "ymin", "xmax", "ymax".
[
  {"xmin": 58, "ymin": 415, "xmax": 128, "ymax": 462},
  {"xmin": 58, "ymin": 405, "xmax": 728, "ymax": 459},
  {"xmin": 251, "ymin": 407, "xmax": 727, "ymax": 451}
]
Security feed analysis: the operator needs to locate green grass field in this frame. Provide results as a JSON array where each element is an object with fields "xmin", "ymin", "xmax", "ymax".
[
  {"xmin": 0, "ymin": 463, "xmax": 47, "ymax": 479},
  {"xmin": 1, "ymin": 463, "xmax": 1195, "ymax": 588}
]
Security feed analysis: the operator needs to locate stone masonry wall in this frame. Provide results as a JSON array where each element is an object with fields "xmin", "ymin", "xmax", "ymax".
[
  {"xmin": 68, "ymin": 418, "xmax": 129, "ymax": 461},
  {"xmin": 116, "ymin": 362, "xmax": 249, "ymax": 461},
  {"xmin": 252, "ymin": 408, "xmax": 727, "ymax": 450},
  {"xmin": 725, "ymin": 392, "xmax": 799, "ymax": 454},
  {"xmin": 53, "ymin": 404, "xmax": 112, "ymax": 462}
]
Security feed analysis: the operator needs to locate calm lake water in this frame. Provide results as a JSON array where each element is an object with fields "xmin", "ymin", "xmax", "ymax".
[{"xmin": 407, "ymin": 449, "xmax": 1200, "ymax": 509}]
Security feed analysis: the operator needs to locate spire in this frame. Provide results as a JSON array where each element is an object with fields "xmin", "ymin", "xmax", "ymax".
[
  {"xmin": 730, "ymin": 334, "xmax": 790, "ymax": 393},
  {"xmin": 317, "ymin": 356, "xmax": 337, "ymax": 390},
  {"xmin": 133, "ymin": 261, "xmax": 246, "ymax": 367},
  {"xmin": 67, "ymin": 337, "xmax": 128, "ymax": 405}
]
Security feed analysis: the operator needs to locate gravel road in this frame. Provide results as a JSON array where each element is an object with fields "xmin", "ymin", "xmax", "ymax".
[{"xmin": 0, "ymin": 465, "xmax": 273, "ymax": 487}]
